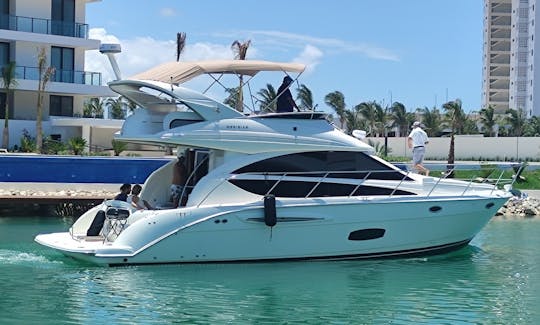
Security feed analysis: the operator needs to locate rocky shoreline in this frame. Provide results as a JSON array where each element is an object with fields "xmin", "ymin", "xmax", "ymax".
[{"xmin": 494, "ymin": 194, "xmax": 540, "ymax": 220}]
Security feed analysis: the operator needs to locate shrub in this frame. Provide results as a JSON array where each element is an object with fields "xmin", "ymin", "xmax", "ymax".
[
  {"xmin": 20, "ymin": 129, "xmax": 36, "ymax": 152},
  {"xmin": 68, "ymin": 136, "xmax": 87, "ymax": 155},
  {"xmin": 111, "ymin": 139, "xmax": 127, "ymax": 156}
]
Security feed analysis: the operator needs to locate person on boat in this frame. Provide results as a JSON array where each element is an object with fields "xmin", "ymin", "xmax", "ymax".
[
  {"xmin": 171, "ymin": 155, "xmax": 188, "ymax": 207},
  {"xmin": 276, "ymin": 76, "xmax": 298, "ymax": 113},
  {"xmin": 114, "ymin": 183, "xmax": 131, "ymax": 201},
  {"xmin": 408, "ymin": 121, "xmax": 430, "ymax": 176},
  {"xmin": 129, "ymin": 184, "xmax": 154, "ymax": 210}
]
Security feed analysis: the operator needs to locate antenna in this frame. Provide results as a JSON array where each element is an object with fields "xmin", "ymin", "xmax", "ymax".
[{"xmin": 99, "ymin": 43, "xmax": 122, "ymax": 80}]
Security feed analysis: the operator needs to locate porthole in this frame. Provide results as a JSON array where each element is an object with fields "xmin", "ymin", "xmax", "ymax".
[
  {"xmin": 485, "ymin": 202, "xmax": 495, "ymax": 209},
  {"xmin": 429, "ymin": 206, "xmax": 442, "ymax": 212},
  {"xmin": 348, "ymin": 228, "xmax": 385, "ymax": 241}
]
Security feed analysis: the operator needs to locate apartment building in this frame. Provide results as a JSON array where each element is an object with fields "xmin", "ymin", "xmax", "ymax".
[
  {"xmin": 0, "ymin": 0, "xmax": 119, "ymax": 150},
  {"xmin": 483, "ymin": 0, "xmax": 540, "ymax": 117}
]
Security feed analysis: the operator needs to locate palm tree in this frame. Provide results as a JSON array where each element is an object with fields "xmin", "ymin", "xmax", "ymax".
[
  {"xmin": 479, "ymin": 105, "xmax": 497, "ymax": 136},
  {"xmin": 231, "ymin": 40, "xmax": 251, "ymax": 112},
  {"xmin": 357, "ymin": 101, "xmax": 384, "ymax": 136},
  {"xmin": 223, "ymin": 87, "xmax": 240, "ymax": 109},
  {"xmin": 257, "ymin": 84, "xmax": 277, "ymax": 112},
  {"xmin": 420, "ymin": 107, "xmax": 442, "ymax": 137},
  {"xmin": 524, "ymin": 116, "xmax": 540, "ymax": 136},
  {"xmin": 505, "ymin": 108, "xmax": 526, "ymax": 136},
  {"xmin": 344, "ymin": 105, "xmax": 367, "ymax": 134},
  {"xmin": 84, "ymin": 97, "xmax": 105, "ymax": 118},
  {"xmin": 389, "ymin": 102, "xmax": 408, "ymax": 137},
  {"xmin": 106, "ymin": 97, "xmax": 125, "ymax": 119},
  {"xmin": 121, "ymin": 95, "xmax": 137, "ymax": 113},
  {"xmin": 176, "ymin": 32, "xmax": 186, "ymax": 62},
  {"xmin": 296, "ymin": 84, "xmax": 314, "ymax": 110},
  {"xmin": 36, "ymin": 47, "xmax": 55, "ymax": 154},
  {"xmin": 442, "ymin": 99, "xmax": 467, "ymax": 177},
  {"xmin": 324, "ymin": 91, "xmax": 346, "ymax": 129},
  {"xmin": 1, "ymin": 61, "xmax": 18, "ymax": 150}
]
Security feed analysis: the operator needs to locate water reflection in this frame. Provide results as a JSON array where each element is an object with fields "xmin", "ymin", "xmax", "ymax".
[{"xmin": 1, "ymin": 217, "xmax": 539, "ymax": 324}]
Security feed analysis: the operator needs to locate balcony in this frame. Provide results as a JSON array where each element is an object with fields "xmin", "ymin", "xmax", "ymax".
[
  {"xmin": 0, "ymin": 14, "xmax": 89, "ymax": 38},
  {"xmin": 15, "ymin": 66, "xmax": 101, "ymax": 86}
]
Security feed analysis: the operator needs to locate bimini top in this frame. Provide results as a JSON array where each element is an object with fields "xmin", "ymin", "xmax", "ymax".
[{"xmin": 130, "ymin": 60, "xmax": 306, "ymax": 84}]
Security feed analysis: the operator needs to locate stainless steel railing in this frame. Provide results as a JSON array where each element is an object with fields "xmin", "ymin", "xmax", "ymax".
[{"xmin": 195, "ymin": 162, "xmax": 525, "ymax": 207}]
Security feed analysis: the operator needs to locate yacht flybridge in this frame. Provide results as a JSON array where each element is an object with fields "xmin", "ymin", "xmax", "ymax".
[{"xmin": 35, "ymin": 60, "xmax": 512, "ymax": 266}]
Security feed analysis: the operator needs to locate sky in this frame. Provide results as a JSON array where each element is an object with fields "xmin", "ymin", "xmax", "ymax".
[{"xmin": 85, "ymin": 0, "xmax": 484, "ymax": 114}]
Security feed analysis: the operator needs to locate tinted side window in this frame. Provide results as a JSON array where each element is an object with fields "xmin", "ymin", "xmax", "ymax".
[
  {"xmin": 229, "ymin": 180, "xmax": 414, "ymax": 197},
  {"xmin": 233, "ymin": 151, "xmax": 410, "ymax": 181}
]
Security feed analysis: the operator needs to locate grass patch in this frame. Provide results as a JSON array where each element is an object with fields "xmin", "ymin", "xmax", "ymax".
[{"xmin": 452, "ymin": 169, "xmax": 540, "ymax": 190}]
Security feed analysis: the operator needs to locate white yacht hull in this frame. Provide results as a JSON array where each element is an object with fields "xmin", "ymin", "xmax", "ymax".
[{"xmin": 35, "ymin": 195, "xmax": 508, "ymax": 266}]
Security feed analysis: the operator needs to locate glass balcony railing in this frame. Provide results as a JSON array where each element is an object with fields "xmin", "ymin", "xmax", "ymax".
[
  {"xmin": 15, "ymin": 66, "xmax": 102, "ymax": 86},
  {"xmin": 0, "ymin": 14, "xmax": 89, "ymax": 38}
]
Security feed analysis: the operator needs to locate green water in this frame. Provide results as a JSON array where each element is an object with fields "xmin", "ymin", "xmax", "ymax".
[{"xmin": 0, "ymin": 216, "xmax": 539, "ymax": 324}]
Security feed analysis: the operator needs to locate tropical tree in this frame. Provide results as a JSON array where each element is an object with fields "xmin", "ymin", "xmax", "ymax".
[
  {"xmin": 505, "ymin": 108, "xmax": 527, "ymax": 136},
  {"xmin": 176, "ymin": 32, "xmax": 186, "ymax": 61},
  {"xmin": 36, "ymin": 47, "xmax": 55, "ymax": 154},
  {"xmin": 524, "ymin": 116, "xmax": 540, "ymax": 136},
  {"xmin": 442, "ymin": 99, "xmax": 467, "ymax": 177},
  {"xmin": 344, "ymin": 105, "xmax": 367, "ymax": 134},
  {"xmin": 357, "ymin": 101, "xmax": 384, "ymax": 136},
  {"xmin": 355, "ymin": 102, "xmax": 376, "ymax": 136},
  {"xmin": 389, "ymin": 102, "xmax": 408, "ymax": 137},
  {"xmin": 107, "ymin": 97, "xmax": 125, "ymax": 119},
  {"xmin": 324, "ymin": 91, "xmax": 346, "ymax": 129},
  {"xmin": 83, "ymin": 97, "xmax": 105, "ymax": 118},
  {"xmin": 111, "ymin": 139, "xmax": 127, "ymax": 156},
  {"xmin": 419, "ymin": 107, "xmax": 441, "ymax": 137},
  {"xmin": 230, "ymin": 39, "xmax": 251, "ymax": 112},
  {"xmin": 121, "ymin": 95, "xmax": 137, "ymax": 113},
  {"xmin": 223, "ymin": 87, "xmax": 240, "ymax": 109},
  {"xmin": 1, "ymin": 61, "xmax": 18, "ymax": 150},
  {"xmin": 296, "ymin": 84, "xmax": 314, "ymax": 110},
  {"xmin": 479, "ymin": 105, "xmax": 497, "ymax": 137},
  {"xmin": 257, "ymin": 84, "xmax": 277, "ymax": 112},
  {"xmin": 68, "ymin": 136, "xmax": 87, "ymax": 155}
]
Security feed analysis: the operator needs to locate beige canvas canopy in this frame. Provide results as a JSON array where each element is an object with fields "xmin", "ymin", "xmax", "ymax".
[{"xmin": 130, "ymin": 60, "xmax": 306, "ymax": 84}]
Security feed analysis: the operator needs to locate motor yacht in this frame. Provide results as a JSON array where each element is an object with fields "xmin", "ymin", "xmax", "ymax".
[{"xmin": 35, "ymin": 60, "xmax": 512, "ymax": 265}]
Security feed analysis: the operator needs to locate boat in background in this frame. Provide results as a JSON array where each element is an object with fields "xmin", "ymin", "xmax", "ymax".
[{"xmin": 35, "ymin": 60, "xmax": 513, "ymax": 266}]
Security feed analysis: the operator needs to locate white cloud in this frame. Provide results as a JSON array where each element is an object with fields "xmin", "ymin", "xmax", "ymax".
[
  {"xmin": 216, "ymin": 29, "xmax": 400, "ymax": 62},
  {"xmin": 293, "ymin": 45, "xmax": 323, "ymax": 73},
  {"xmin": 86, "ymin": 28, "xmax": 238, "ymax": 83},
  {"xmin": 160, "ymin": 7, "xmax": 177, "ymax": 17}
]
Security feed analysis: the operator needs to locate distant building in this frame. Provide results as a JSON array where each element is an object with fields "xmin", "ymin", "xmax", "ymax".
[
  {"xmin": 0, "ymin": 0, "xmax": 120, "ymax": 151},
  {"xmin": 482, "ymin": 0, "xmax": 540, "ymax": 117}
]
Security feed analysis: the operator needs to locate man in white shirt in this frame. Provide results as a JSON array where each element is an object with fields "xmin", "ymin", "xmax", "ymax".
[{"xmin": 408, "ymin": 121, "xmax": 429, "ymax": 176}]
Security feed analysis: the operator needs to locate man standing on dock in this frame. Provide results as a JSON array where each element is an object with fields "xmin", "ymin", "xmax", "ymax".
[{"xmin": 408, "ymin": 121, "xmax": 429, "ymax": 176}]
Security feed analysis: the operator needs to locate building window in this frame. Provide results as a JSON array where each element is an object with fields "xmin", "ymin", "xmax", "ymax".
[
  {"xmin": 518, "ymin": 66, "xmax": 527, "ymax": 76},
  {"xmin": 0, "ymin": 92, "xmax": 5, "ymax": 119},
  {"xmin": 50, "ymin": 95, "xmax": 73, "ymax": 117},
  {"xmin": 51, "ymin": 0, "xmax": 75, "ymax": 36},
  {"xmin": 0, "ymin": 0, "xmax": 8, "ymax": 29},
  {"xmin": 519, "ymin": 37, "xmax": 528, "ymax": 47},
  {"xmin": 0, "ymin": 42, "xmax": 9, "ymax": 66},
  {"xmin": 51, "ymin": 46, "xmax": 74, "ymax": 83},
  {"xmin": 518, "ymin": 51, "xmax": 528, "ymax": 62}
]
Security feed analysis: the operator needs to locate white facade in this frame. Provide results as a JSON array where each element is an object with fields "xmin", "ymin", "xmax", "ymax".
[
  {"xmin": 0, "ymin": 0, "xmax": 119, "ymax": 150},
  {"xmin": 483, "ymin": 0, "xmax": 512, "ymax": 113},
  {"xmin": 483, "ymin": 0, "xmax": 540, "ymax": 117}
]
